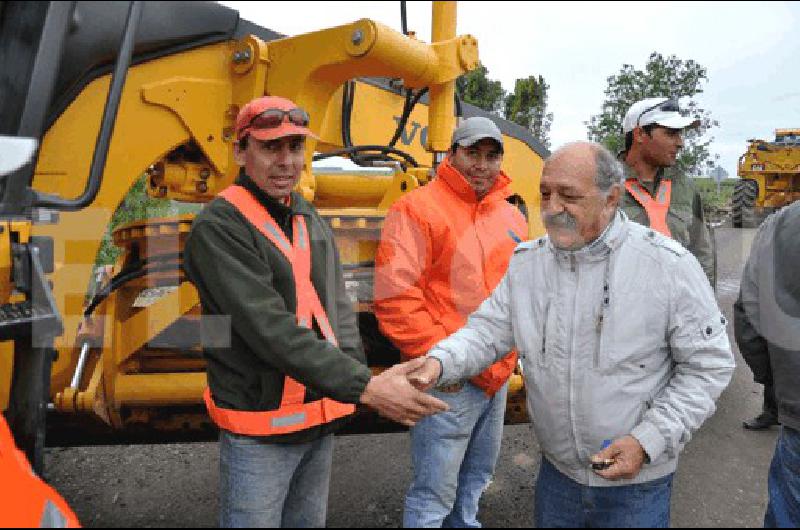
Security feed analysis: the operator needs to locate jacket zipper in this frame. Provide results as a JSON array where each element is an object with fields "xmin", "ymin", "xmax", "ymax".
[
  {"xmin": 540, "ymin": 298, "xmax": 551, "ymax": 365},
  {"xmin": 568, "ymin": 253, "xmax": 584, "ymax": 465},
  {"xmin": 473, "ymin": 205, "xmax": 490, "ymax": 291},
  {"xmin": 594, "ymin": 257, "xmax": 613, "ymax": 370}
]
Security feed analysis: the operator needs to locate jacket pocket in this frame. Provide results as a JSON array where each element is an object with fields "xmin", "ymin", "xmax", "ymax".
[{"xmin": 600, "ymin": 291, "xmax": 669, "ymax": 374}]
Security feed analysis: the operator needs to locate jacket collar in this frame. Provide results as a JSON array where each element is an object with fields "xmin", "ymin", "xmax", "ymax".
[
  {"xmin": 619, "ymin": 154, "xmax": 675, "ymax": 188},
  {"xmin": 436, "ymin": 157, "xmax": 512, "ymax": 204},
  {"xmin": 549, "ymin": 210, "xmax": 629, "ymax": 262}
]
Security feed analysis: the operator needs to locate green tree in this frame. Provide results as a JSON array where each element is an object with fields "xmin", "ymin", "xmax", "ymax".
[
  {"xmin": 96, "ymin": 176, "xmax": 173, "ymax": 266},
  {"xmin": 457, "ymin": 64, "xmax": 553, "ymax": 147},
  {"xmin": 586, "ymin": 52, "xmax": 719, "ymax": 175},
  {"xmin": 504, "ymin": 75, "xmax": 553, "ymax": 149},
  {"xmin": 456, "ymin": 63, "xmax": 505, "ymax": 115}
]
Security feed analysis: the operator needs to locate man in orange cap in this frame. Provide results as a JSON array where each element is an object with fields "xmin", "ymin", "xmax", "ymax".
[{"xmin": 184, "ymin": 96, "xmax": 447, "ymax": 527}]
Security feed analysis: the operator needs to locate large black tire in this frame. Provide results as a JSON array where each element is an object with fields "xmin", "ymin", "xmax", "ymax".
[{"xmin": 732, "ymin": 179, "xmax": 759, "ymax": 228}]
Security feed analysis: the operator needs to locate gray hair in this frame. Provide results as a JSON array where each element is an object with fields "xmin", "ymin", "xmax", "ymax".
[{"xmin": 593, "ymin": 143, "xmax": 624, "ymax": 194}]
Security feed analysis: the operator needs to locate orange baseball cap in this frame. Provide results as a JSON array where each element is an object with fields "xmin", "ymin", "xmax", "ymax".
[{"xmin": 234, "ymin": 95, "xmax": 319, "ymax": 142}]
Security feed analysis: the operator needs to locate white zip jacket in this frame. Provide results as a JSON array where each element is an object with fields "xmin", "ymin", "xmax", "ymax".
[{"xmin": 429, "ymin": 211, "xmax": 735, "ymax": 486}]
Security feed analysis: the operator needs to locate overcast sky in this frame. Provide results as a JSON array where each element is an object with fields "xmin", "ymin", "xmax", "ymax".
[{"xmin": 221, "ymin": 1, "xmax": 799, "ymax": 177}]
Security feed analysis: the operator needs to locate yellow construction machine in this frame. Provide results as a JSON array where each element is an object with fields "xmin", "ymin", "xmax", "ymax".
[
  {"xmin": 733, "ymin": 128, "xmax": 800, "ymax": 228},
  {"xmin": 0, "ymin": 1, "xmax": 547, "ymax": 471}
]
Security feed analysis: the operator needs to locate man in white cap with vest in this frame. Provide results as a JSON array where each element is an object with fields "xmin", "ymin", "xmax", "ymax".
[{"xmin": 619, "ymin": 97, "xmax": 716, "ymax": 288}]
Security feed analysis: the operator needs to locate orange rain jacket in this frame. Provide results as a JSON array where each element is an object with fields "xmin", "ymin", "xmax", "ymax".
[{"xmin": 375, "ymin": 158, "xmax": 527, "ymax": 396}]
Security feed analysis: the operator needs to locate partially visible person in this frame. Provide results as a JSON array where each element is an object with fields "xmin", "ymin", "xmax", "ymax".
[
  {"xmin": 743, "ymin": 384, "xmax": 780, "ymax": 431},
  {"xmin": 1, "ymin": 411, "xmax": 80, "ymax": 527},
  {"xmin": 619, "ymin": 97, "xmax": 716, "ymax": 287},
  {"xmin": 375, "ymin": 116, "xmax": 527, "ymax": 528},
  {"xmin": 734, "ymin": 201, "xmax": 800, "ymax": 528},
  {"xmin": 410, "ymin": 141, "xmax": 735, "ymax": 528}
]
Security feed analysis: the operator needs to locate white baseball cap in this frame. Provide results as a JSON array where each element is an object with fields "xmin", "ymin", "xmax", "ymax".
[{"xmin": 622, "ymin": 98, "xmax": 700, "ymax": 134}]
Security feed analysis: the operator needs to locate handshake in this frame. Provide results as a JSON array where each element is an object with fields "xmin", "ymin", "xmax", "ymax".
[{"xmin": 359, "ymin": 357, "xmax": 449, "ymax": 427}]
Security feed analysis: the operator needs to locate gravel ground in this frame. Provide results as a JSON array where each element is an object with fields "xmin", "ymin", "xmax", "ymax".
[{"xmin": 44, "ymin": 224, "xmax": 778, "ymax": 527}]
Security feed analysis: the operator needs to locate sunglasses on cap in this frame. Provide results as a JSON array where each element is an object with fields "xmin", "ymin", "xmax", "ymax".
[
  {"xmin": 243, "ymin": 107, "xmax": 311, "ymax": 134},
  {"xmin": 636, "ymin": 98, "xmax": 680, "ymax": 128}
]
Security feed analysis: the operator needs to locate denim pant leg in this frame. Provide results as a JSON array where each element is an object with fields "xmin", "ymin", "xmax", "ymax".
[
  {"xmin": 404, "ymin": 383, "xmax": 488, "ymax": 528},
  {"xmin": 219, "ymin": 431, "xmax": 333, "ymax": 528},
  {"xmin": 281, "ymin": 435, "xmax": 334, "ymax": 528},
  {"xmin": 534, "ymin": 457, "xmax": 587, "ymax": 528},
  {"xmin": 586, "ymin": 473, "xmax": 673, "ymax": 528},
  {"xmin": 534, "ymin": 456, "xmax": 673, "ymax": 528},
  {"xmin": 765, "ymin": 426, "xmax": 800, "ymax": 528},
  {"xmin": 445, "ymin": 382, "xmax": 509, "ymax": 528}
]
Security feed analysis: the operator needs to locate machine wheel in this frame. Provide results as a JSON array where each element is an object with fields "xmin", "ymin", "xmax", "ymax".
[{"xmin": 732, "ymin": 179, "xmax": 759, "ymax": 228}]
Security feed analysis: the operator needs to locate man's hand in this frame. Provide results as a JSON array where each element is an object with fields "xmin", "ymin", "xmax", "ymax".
[
  {"xmin": 360, "ymin": 357, "xmax": 449, "ymax": 427},
  {"xmin": 407, "ymin": 357, "xmax": 443, "ymax": 392},
  {"xmin": 590, "ymin": 435, "xmax": 647, "ymax": 480}
]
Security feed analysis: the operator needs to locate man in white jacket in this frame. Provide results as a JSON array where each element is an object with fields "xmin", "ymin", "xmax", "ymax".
[{"xmin": 410, "ymin": 141, "xmax": 735, "ymax": 528}]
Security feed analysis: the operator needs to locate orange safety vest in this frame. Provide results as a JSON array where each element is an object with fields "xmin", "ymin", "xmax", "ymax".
[
  {"xmin": 625, "ymin": 178, "xmax": 673, "ymax": 237},
  {"xmin": 203, "ymin": 185, "xmax": 356, "ymax": 437},
  {"xmin": 0, "ymin": 416, "xmax": 81, "ymax": 528}
]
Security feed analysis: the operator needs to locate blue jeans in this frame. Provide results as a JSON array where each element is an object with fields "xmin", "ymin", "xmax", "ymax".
[
  {"xmin": 765, "ymin": 426, "xmax": 800, "ymax": 528},
  {"xmin": 534, "ymin": 456, "xmax": 673, "ymax": 528},
  {"xmin": 404, "ymin": 381, "xmax": 508, "ymax": 528},
  {"xmin": 219, "ymin": 431, "xmax": 333, "ymax": 528}
]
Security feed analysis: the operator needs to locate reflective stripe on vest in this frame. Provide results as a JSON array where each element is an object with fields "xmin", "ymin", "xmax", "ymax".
[
  {"xmin": 204, "ymin": 185, "xmax": 355, "ymax": 437},
  {"xmin": 625, "ymin": 178, "xmax": 673, "ymax": 237}
]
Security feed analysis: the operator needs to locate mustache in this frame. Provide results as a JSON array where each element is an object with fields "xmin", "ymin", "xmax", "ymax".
[{"xmin": 543, "ymin": 211, "xmax": 578, "ymax": 230}]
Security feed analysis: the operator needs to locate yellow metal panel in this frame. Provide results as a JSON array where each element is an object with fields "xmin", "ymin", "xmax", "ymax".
[
  {"xmin": 0, "ymin": 342, "xmax": 13, "ymax": 411},
  {"xmin": 113, "ymin": 282, "xmax": 198, "ymax": 368},
  {"xmin": 377, "ymin": 172, "xmax": 422, "ymax": 211},
  {"xmin": 0, "ymin": 222, "xmax": 12, "ymax": 304},
  {"xmin": 428, "ymin": 2, "xmax": 458, "ymax": 153},
  {"xmin": 10, "ymin": 221, "xmax": 32, "ymax": 243},
  {"xmin": 65, "ymin": 240, "xmax": 105, "ymax": 265},
  {"xmin": 314, "ymin": 172, "xmax": 395, "ymax": 208},
  {"xmin": 503, "ymin": 136, "xmax": 546, "ymax": 239},
  {"xmin": 31, "ymin": 42, "xmax": 237, "ymax": 392},
  {"xmin": 141, "ymin": 77, "xmax": 232, "ymax": 176},
  {"xmin": 113, "ymin": 373, "xmax": 206, "ymax": 407},
  {"xmin": 266, "ymin": 17, "xmax": 478, "ymax": 198}
]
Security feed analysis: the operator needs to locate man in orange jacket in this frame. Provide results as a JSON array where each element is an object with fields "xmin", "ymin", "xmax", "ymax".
[
  {"xmin": 0, "ymin": 415, "xmax": 80, "ymax": 528},
  {"xmin": 375, "ymin": 116, "xmax": 527, "ymax": 527}
]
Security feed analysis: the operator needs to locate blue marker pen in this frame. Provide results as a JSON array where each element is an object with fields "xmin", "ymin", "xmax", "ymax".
[{"xmin": 592, "ymin": 439, "xmax": 615, "ymax": 470}]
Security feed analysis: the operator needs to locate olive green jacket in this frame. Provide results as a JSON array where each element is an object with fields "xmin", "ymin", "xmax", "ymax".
[
  {"xmin": 183, "ymin": 173, "xmax": 371, "ymax": 444},
  {"xmin": 620, "ymin": 161, "xmax": 716, "ymax": 287}
]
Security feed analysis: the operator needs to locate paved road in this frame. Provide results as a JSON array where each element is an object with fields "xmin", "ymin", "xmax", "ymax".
[{"xmin": 45, "ymin": 225, "xmax": 779, "ymax": 527}]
